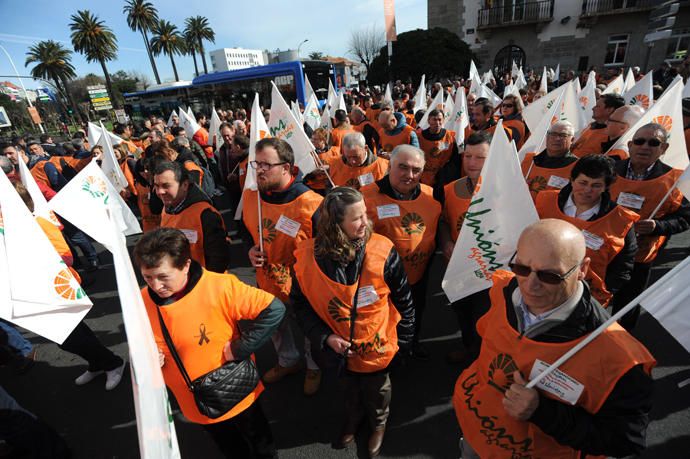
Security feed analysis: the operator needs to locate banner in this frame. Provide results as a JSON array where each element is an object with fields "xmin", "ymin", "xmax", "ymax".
[
  {"xmin": 383, "ymin": 0, "xmax": 397, "ymax": 41},
  {"xmin": 442, "ymin": 120, "xmax": 539, "ymax": 301}
]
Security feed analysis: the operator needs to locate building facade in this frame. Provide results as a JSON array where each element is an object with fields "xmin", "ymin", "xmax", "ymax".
[
  {"xmin": 428, "ymin": 0, "xmax": 689, "ymax": 75},
  {"xmin": 209, "ymin": 48, "xmax": 266, "ymax": 72}
]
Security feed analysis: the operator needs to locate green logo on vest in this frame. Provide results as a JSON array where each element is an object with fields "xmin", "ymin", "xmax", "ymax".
[{"xmin": 401, "ymin": 212, "xmax": 425, "ymax": 235}]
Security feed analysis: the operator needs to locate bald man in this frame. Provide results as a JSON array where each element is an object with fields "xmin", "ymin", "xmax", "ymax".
[
  {"xmin": 453, "ymin": 219, "xmax": 655, "ymax": 459},
  {"xmin": 600, "ymin": 105, "xmax": 645, "ymax": 160},
  {"xmin": 377, "ymin": 111, "xmax": 418, "ymax": 158}
]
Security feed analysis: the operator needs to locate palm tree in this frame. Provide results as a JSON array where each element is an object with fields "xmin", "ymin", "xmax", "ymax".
[
  {"xmin": 184, "ymin": 30, "xmax": 200, "ymax": 78},
  {"xmin": 69, "ymin": 10, "xmax": 120, "ymax": 108},
  {"xmin": 150, "ymin": 20, "xmax": 184, "ymax": 82},
  {"xmin": 184, "ymin": 16, "xmax": 215, "ymax": 74},
  {"xmin": 123, "ymin": 0, "xmax": 161, "ymax": 85},
  {"xmin": 25, "ymin": 40, "xmax": 83, "ymax": 122}
]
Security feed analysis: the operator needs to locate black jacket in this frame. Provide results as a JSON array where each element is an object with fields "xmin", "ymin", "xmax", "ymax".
[
  {"xmin": 147, "ymin": 261, "xmax": 285, "ymax": 361},
  {"xmin": 532, "ymin": 149, "xmax": 579, "ymax": 168},
  {"xmin": 614, "ymin": 159, "xmax": 690, "ymax": 236},
  {"xmin": 164, "ymin": 183, "xmax": 230, "ymax": 273},
  {"xmin": 474, "ymin": 279, "xmax": 653, "ymax": 457},
  {"xmin": 555, "ymin": 184, "xmax": 637, "ymax": 295},
  {"xmin": 290, "ymin": 238, "xmax": 415, "ymax": 370}
]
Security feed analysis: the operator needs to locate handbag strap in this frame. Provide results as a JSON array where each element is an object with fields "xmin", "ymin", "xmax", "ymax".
[{"xmin": 156, "ymin": 306, "xmax": 194, "ymax": 390}]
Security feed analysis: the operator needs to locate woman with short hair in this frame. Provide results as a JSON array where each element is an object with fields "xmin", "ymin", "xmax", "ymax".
[{"xmin": 499, "ymin": 93, "xmax": 529, "ymax": 149}]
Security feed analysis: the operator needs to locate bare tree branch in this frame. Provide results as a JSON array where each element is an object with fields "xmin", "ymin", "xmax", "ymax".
[{"xmin": 348, "ymin": 24, "xmax": 385, "ymax": 75}]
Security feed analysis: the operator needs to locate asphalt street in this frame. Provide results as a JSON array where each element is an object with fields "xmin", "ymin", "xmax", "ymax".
[{"xmin": 1, "ymin": 204, "xmax": 689, "ymax": 458}]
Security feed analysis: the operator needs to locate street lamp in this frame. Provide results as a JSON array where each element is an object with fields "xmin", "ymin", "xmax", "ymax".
[
  {"xmin": 0, "ymin": 42, "xmax": 45, "ymax": 133},
  {"xmin": 297, "ymin": 39, "xmax": 309, "ymax": 59}
]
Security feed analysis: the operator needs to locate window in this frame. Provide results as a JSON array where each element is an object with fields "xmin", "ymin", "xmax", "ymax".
[
  {"xmin": 605, "ymin": 34, "xmax": 628, "ymax": 66},
  {"xmin": 666, "ymin": 28, "xmax": 689, "ymax": 62}
]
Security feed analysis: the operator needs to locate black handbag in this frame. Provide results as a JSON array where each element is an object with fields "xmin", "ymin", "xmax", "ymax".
[{"xmin": 156, "ymin": 308, "xmax": 260, "ymax": 419}]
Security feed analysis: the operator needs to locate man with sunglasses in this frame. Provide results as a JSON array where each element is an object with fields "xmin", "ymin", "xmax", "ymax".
[
  {"xmin": 571, "ymin": 94, "xmax": 625, "ymax": 158},
  {"xmin": 453, "ymin": 219, "xmax": 655, "ymax": 459},
  {"xmin": 242, "ymin": 137, "xmax": 325, "ymax": 394},
  {"xmin": 608, "ymin": 123, "xmax": 690, "ymax": 330},
  {"xmin": 600, "ymin": 105, "xmax": 645, "ymax": 160}
]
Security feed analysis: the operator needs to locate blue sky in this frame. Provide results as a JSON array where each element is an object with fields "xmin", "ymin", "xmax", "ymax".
[{"xmin": 0, "ymin": 0, "xmax": 427, "ymax": 89}]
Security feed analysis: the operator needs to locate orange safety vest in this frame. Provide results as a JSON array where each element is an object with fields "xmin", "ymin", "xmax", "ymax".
[
  {"xmin": 404, "ymin": 112, "xmax": 415, "ymax": 128},
  {"xmin": 418, "ymin": 129, "xmax": 457, "ymax": 186},
  {"xmin": 142, "ymin": 269, "xmax": 275, "ymax": 424},
  {"xmin": 366, "ymin": 107, "xmax": 382, "ymax": 129},
  {"xmin": 535, "ymin": 190, "xmax": 639, "ymax": 307},
  {"xmin": 306, "ymin": 147, "xmax": 340, "ymax": 191},
  {"xmin": 192, "ymin": 127, "xmax": 214, "ymax": 158},
  {"xmin": 30, "ymin": 158, "xmax": 61, "ymax": 188},
  {"xmin": 352, "ymin": 120, "xmax": 379, "ymax": 154},
  {"xmin": 453, "ymin": 270, "xmax": 655, "ymax": 459},
  {"xmin": 293, "ymin": 234, "xmax": 400, "ymax": 373},
  {"xmin": 238, "ymin": 157, "xmax": 248, "ymax": 191},
  {"xmin": 182, "ymin": 160, "xmax": 204, "ymax": 188},
  {"xmin": 120, "ymin": 160, "xmax": 138, "ymax": 196},
  {"xmin": 685, "ymin": 127, "xmax": 690, "ymax": 159},
  {"xmin": 363, "ymin": 184, "xmax": 441, "ymax": 284},
  {"xmin": 572, "ymin": 125, "xmax": 609, "ymax": 158},
  {"xmin": 443, "ymin": 178, "xmax": 474, "ymax": 242},
  {"xmin": 242, "ymin": 188, "xmax": 323, "ymax": 302},
  {"xmin": 521, "ymin": 152, "xmax": 577, "ymax": 201},
  {"xmin": 609, "ymin": 167, "xmax": 684, "ymax": 263},
  {"xmin": 328, "ymin": 157, "xmax": 389, "ymax": 190},
  {"xmin": 36, "ymin": 216, "xmax": 80, "ymax": 283},
  {"xmin": 161, "ymin": 201, "xmax": 224, "ymax": 268},
  {"xmin": 607, "ymin": 147, "xmax": 629, "ymax": 160},
  {"xmin": 501, "ymin": 118, "xmax": 528, "ymax": 150},
  {"xmin": 330, "ymin": 126, "xmax": 356, "ymax": 148},
  {"xmin": 378, "ymin": 125, "xmax": 415, "ymax": 153},
  {"xmin": 135, "ymin": 182, "xmax": 161, "ymax": 232},
  {"xmin": 59, "ymin": 156, "xmax": 91, "ymax": 173}
]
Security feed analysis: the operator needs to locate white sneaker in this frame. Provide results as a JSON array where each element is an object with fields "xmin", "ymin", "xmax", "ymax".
[
  {"xmin": 75, "ymin": 369, "xmax": 104, "ymax": 386},
  {"xmin": 105, "ymin": 362, "xmax": 126, "ymax": 391}
]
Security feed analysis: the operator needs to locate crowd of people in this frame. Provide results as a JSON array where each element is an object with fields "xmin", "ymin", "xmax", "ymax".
[{"xmin": 1, "ymin": 60, "xmax": 689, "ymax": 458}]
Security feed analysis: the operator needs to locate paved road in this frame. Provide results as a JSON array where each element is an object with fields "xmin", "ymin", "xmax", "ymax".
[{"xmin": 1, "ymin": 208, "xmax": 689, "ymax": 458}]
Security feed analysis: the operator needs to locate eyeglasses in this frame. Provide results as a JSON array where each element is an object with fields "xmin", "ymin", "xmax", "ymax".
[
  {"xmin": 632, "ymin": 137, "xmax": 662, "ymax": 147},
  {"xmin": 502, "ymin": 104, "xmax": 514, "ymax": 108},
  {"xmin": 249, "ymin": 161, "xmax": 287, "ymax": 170},
  {"xmin": 508, "ymin": 253, "xmax": 581, "ymax": 285},
  {"xmin": 547, "ymin": 132, "xmax": 571, "ymax": 139}
]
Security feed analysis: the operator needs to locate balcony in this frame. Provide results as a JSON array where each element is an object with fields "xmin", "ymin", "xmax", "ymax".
[
  {"xmin": 477, "ymin": 1, "xmax": 554, "ymax": 30},
  {"xmin": 580, "ymin": 0, "xmax": 659, "ymax": 17}
]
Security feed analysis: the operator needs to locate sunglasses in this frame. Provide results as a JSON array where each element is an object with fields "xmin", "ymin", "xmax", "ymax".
[
  {"xmin": 502, "ymin": 104, "xmax": 514, "ymax": 108},
  {"xmin": 508, "ymin": 253, "xmax": 581, "ymax": 285},
  {"xmin": 632, "ymin": 137, "xmax": 662, "ymax": 147}
]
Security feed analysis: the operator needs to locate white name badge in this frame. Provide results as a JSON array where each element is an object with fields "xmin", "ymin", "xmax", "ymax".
[
  {"xmin": 179, "ymin": 229, "xmax": 198, "ymax": 244},
  {"xmin": 377, "ymin": 204, "xmax": 400, "ymax": 220},
  {"xmin": 355, "ymin": 285, "xmax": 380, "ymax": 308},
  {"xmin": 529, "ymin": 359, "xmax": 585, "ymax": 405},
  {"xmin": 438, "ymin": 141, "xmax": 449, "ymax": 151},
  {"xmin": 617, "ymin": 192, "xmax": 645, "ymax": 210},
  {"xmin": 358, "ymin": 172, "xmax": 375, "ymax": 187},
  {"xmin": 275, "ymin": 214, "xmax": 301, "ymax": 238},
  {"xmin": 547, "ymin": 175, "xmax": 569, "ymax": 189},
  {"xmin": 582, "ymin": 230, "xmax": 604, "ymax": 250}
]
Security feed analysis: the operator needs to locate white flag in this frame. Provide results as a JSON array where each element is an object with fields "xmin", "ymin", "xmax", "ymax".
[
  {"xmin": 443, "ymin": 94, "xmax": 454, "ymax": 122},
  {"xmin": 515, "ymin": 68, "xmax": 528, "ymax": 90},
  {"xmin": 383, "ymin": 83, "xmax": 393, "ymax": 106},
  {"xmin": 624, "ymin": 72, "xmax": 654, "ymax": 110},
  {"xmin": 469, "ymin": 60, "xmax": 479, "ymax": 81},
  {"xmin": 327, "ymin": 79, "xmax": 338, "ymax": 110},
  {"xmin": 540, "ymin": 67, "xmax": 548, "ymax": 94},
  {"xmin": 304, "ymin": 73, "xmax": 316, "ymax": 103},
  {"xmin": 178, "ymin": 107, "xmax": 201, "ymax": 139},
  {"xmin": 417, "ymin": 88, "xmax": 445, "ymax": 130},
  {"xmin": 519, "ymin": 86, "xmax": 567, "ymax": 162},
  {"xmin": 187, "ymin": 106, "xmax": 195, "ymax": 121},
  {"xmin": 578, "ymin": 71, "xmax": 597, "ymax": 125},
  {"xmin": 335, "ymin": 92, "xmax": 347, "ymax": 113},
  {"xmin": 320, "ymin": 104, "xmax": 333, "ymax": 132},
  {"xmin": 445, "ymin": 85, "xmax": 470, "ymax": 147},
  {"xmin": 107, "ymin": 213, "xmax": 181, "ymax": 458},
  {"xmin": 208, "ymin": 107, "xmax": 223, "ymax": 153},
  {"xmin": 684, "ymin": 79, "xmax": 690, "ymax": 99},
  {"xmin": 481, "ymin": 70, "xmax": 494, "ymax": 85},
  {"xmin": 554, "ymin": 63, "xmax": 560, "ymax": 83},
  {"xmin": 522, "ymin": 82, "xmax": 570, "ymax": 133},
  {"xmin": 87, "ymin": 122, "xmax": 124, "ymax": 148},
  {"xmin": 560, "ymin": 80, "xmax": 588, "ymax": 137},
  {"xmin": 49, "ymin": 161, "xmax": 141, "ymax": 252},
  {"xmin": 503, "ymin": 80, "xmax": 521, "ymax": 99},
  {"xmin": 607, "ymin": 78, "xmax": 689, "ymax": 170},
  {"xmin": 166, "ymin": 109, "xmax": 178, "ymax": 128},
  {"xmin": 511, "ymin": 60, "xmax": 519, "ymax": 78},
  {"xmin": 602, "ymin": 74, "xmax": 624, "ymax": 95},
  {"xmin": 97, "ymin": 121, "xmax": 129, "ymax": 192},
  {"xmin": 235, "ymin": 94, "xmax": 269, "ymax": 219},
  {"xmin": 290, "ymin": 100, "xmax": 304, "ymax": 125},
  {"xmin": 442, "ymin": 120, "xmax": 539, "ymax": 301},
  {"xmin": 303, "ymin": 93, "xmax": 321, "ymax": 131},
  {"xmin": 675, "ymin": 165, "xmax": 690, "ymax": 200},
  {"xmin": 413, "ymin": 74, "xmax": 426, "ymax": 114},
  {"xmin": 17, "ymin": 158, "xmax": 61, "ymax": 227},
  {"xmin": 623, "ymin": 68, "xmax": 636, "ymax": 93}
]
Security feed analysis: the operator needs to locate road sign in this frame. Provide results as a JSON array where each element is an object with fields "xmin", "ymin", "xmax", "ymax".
[
  {"xmin": 644, "ymin": 29, "xmax": 673, "ymax": 43},
  {"xmin": 0, "ymin": 106, "xmax": 11, "ymax": 128},
  {"xmin": 114, "ymin": 109, "xmax": 128, "ymax": 124}
]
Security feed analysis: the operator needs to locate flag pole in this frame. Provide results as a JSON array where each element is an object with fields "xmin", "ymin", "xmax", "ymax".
[
  {"xmin": 526, "ymin": 254, "xmax": 690, "ymax": 389},
  {"xmin": 309, "ymin": 150, "xmax": 336, "ymax": 188},
  {"xmin": 647, "ymin": 177, "xmax": 681, "ymax": 220},
  {"xmin": 256, "ymin": 186, "xmax": 264, "ymax": 254}
]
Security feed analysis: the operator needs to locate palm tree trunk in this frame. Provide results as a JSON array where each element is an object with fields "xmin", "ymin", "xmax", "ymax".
[
  {"xmin": 199, "ymin": 40, "xmax": 208, "ymax": 74},
  {"xmin": 99, "ymin": 59, "xmax": 120, "ymax": 109},
  {"xmin": 170, "ymin": 54, "xmax": 180, "ymax": 81},
  {"xmin": 52, "ymin": 77, "xmax": 73, "ymax": 124},
  {"xmin": 191, "ymin": 51, "xmax": 199, "ymax": 77},
  {"xmin": 61, "ymin": 76, "xmax": 84, "ymax": 124},
  {"xmin": 142, "ymin": 29, "xmax": 161, "ymax": 85}
]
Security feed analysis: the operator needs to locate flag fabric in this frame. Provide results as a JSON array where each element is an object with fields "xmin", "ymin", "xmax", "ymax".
[
  {"xmin": 48, "ymin": 161, "xmax": 141, "ymax": 252},
  {"xmin": 87, "ymin": 122, "xmax": 102, "ymax": 146},
  {"xmin": 684, "ymin": 79, "xmax": 690, "ymax": 99},
  {"xmin": 304, "ymin": 74, "xmax": 316, "ymax": 102},
  {"xmin": 187, "ymin": 106, "xmax": 195, "ymax": 121},
  {"xmin": 303, "ymin": 93, "xmax": 321, "ymax": 131},
  {"xmin": 560, "ymin": 80, "xmax": 588, "ymax": 137},
  {"xmin": 235, "ymin": 93, "xmax": 269, "ymax": 219},
  {"xmin": 413, "ymin": 74, "xmax": 426, "ymax": 114},
  {"xmin": 290, "ymin": 100, "xmax": 303, "ymax": 125},
  {"xmin": 166, "ymin": 109, "xmax": 178, "ymax": 128},
  {"xmin": 503, "ymin": 80, "xmax": 521, "ymax": 99},
  {"xmin": 511, "ymin": 60, "xmax": 519, "ymax": 78},
  {"xmin": 383, "ymin": 83, "xmax": 393, "ymax": 106},
  {"xmin": 417, "ymin": 88, "xmax": 445, "ymax": 130},
  {"xmin": 624, "ymin": 72, "xmax": 654, "ymax": 110},
  {"xmin": 267, "ymin": 82, "xmax": 318, "ymax": 178},
  {"xmin": 574, "ymin": 74, "xmax": 581, "ymax": 93},
  {"xmin": 578, "ymin": 71, "xmax": 597, "ymax": 126},
  {"xmin": 515, "ymin": 68, "xmax": 528, "ymax": 90},
  {"xmin": 442, "ymin": 120, "xmax": 539, "ymax": 302},
  {"xmin": 602, "ymin": 74, "xmax": 624, "ymax": 95},
  {"xmin": 540, "ymin": 67, "xmax": 548, "ymax": 94},
  {"xmin": 623, "ymin": 68, "xmax": 636, "ymax": 93},
  {"xmin": 208, "ymin": 107, "xmax": 223, "ymax": 152},
  {"xmin": 106, "ymin": 205, "xmax": 181, "ymax": 458},
  {"xmin": 607, "ymin": 78, "xmax": 689, "ymax": 170},
  {"xmin": 335, "ymin": 92, "xmax": 347, "ymax": 113},
  {"xmin": 17, "ymin": 158, "xmax": 61, "ymax": 227},
  {"xmin": 518, "ymin": 86, "xmax": 567, "ymax": 162},
  {"xmin": 674, "ymin": 165, "xmax": 690, "ymax": 200},
  {"xmin": 469, "ymin": 60, "xmax": 479, "ymax": 81},
  {"xmin": 445, "ymin": 85, "xmax": 469, "ymax": 147},
  {"xmin": 522, "ymin": 82, "xmax": 570, "ymax": 133},
  {"xmin": 327, "ymin": 79, "xmax": 338, "ymax": 110},
  {"xmin": 320, "ymin": 104, "xmax": 333, "ymax": 132},
  {"xmin": 554, "ymin": 63, "xmax": 560, "ymax": 83},
  {"xmin": 443, "ymin": 93, "xmax": 454, "ymax": 121},
  {"xmin": 481, "ymin": 70, "xmax": 495, "ymax": 85},
  {"xmin": 97, "ymin": 121, "xmax": 129, "ymax": 192},
  {"xmin": 0, "ymin": 170, "xmax": 92, "ymax": 342},
  {"xmin": 178, "ymin": 107, "xmax": 201, "ymax": 139}
]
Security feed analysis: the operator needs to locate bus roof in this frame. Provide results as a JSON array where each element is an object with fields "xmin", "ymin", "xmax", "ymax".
[
  {"xmin": 192, "ymin": 60, "xmax": 306, "ymax": 86},
  {"xmin": 123, "ymin": 83, "xmax": 192, "ymax": 98}
]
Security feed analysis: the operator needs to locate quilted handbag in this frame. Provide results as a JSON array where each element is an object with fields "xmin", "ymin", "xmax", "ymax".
[{"xmin": 156, "ymin": 308, "xmax": 259, "ymax": 419}]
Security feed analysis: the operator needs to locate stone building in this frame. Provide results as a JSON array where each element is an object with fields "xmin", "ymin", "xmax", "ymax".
[{"xmin": 428, "ymin": 0, "xmax": 689, "ymax": 75}]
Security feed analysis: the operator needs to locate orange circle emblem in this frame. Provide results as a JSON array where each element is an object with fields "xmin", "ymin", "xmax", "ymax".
[{"xmin": 54, "ymin": 268, "xmax": 86, "ymax": 300}]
